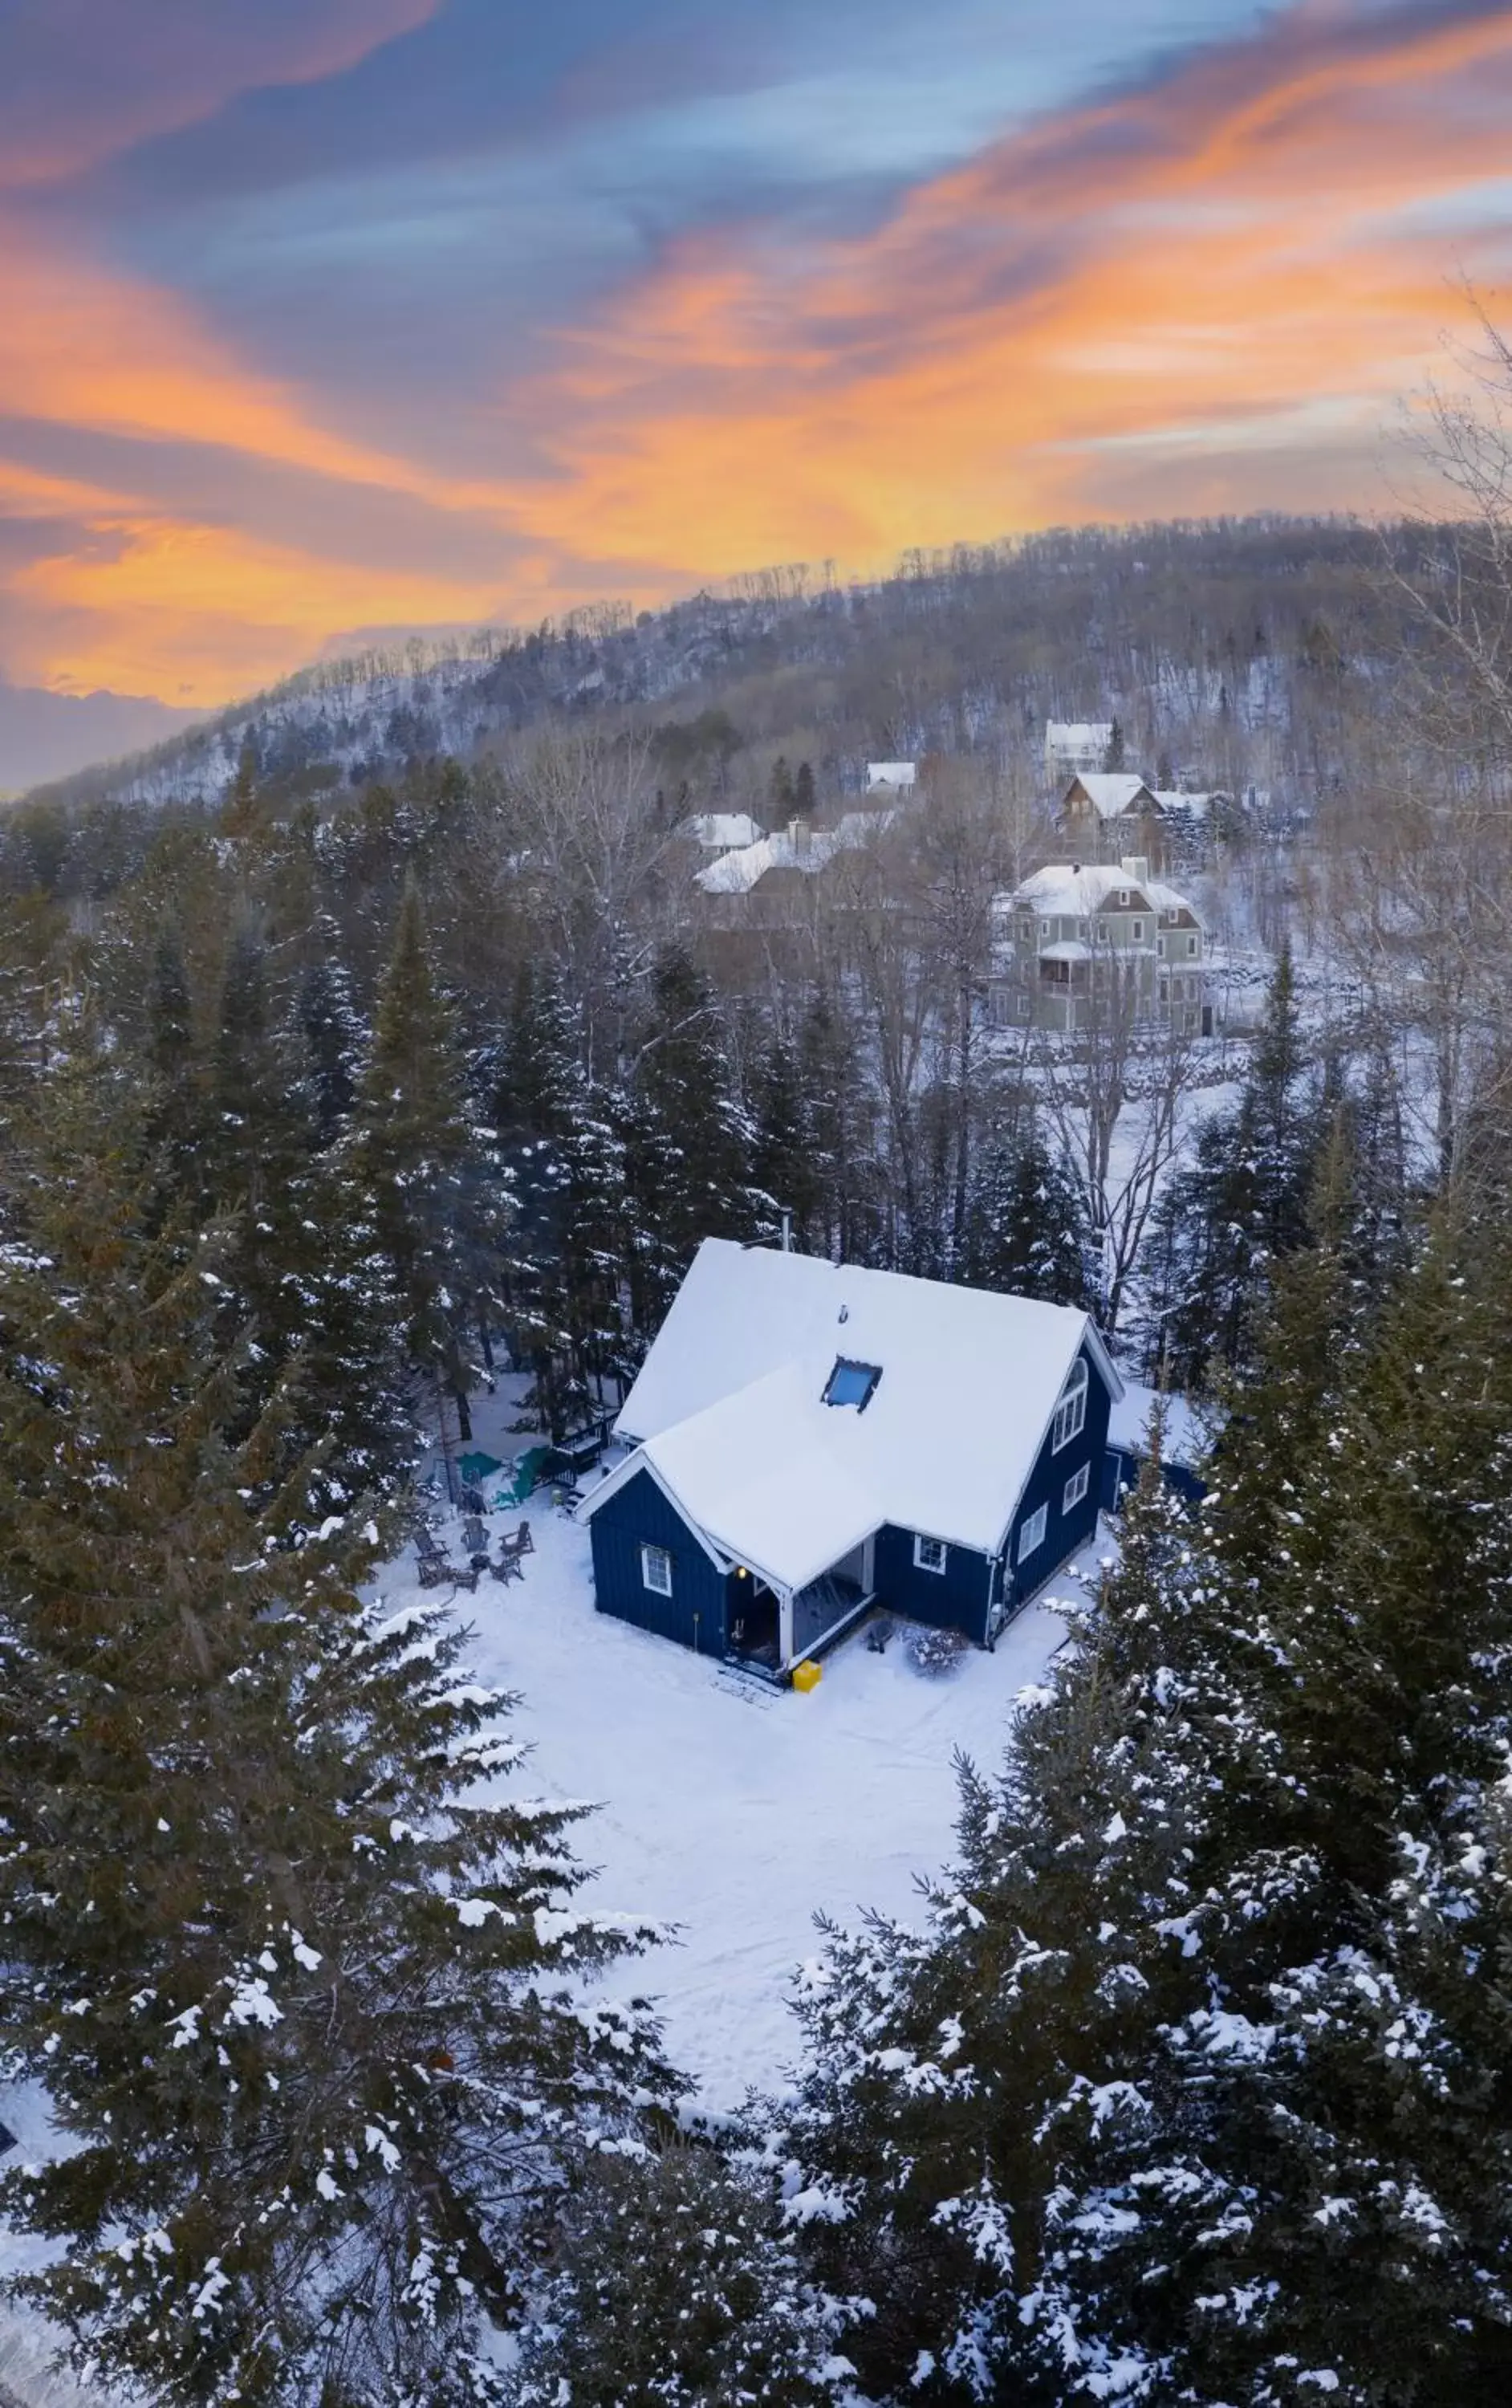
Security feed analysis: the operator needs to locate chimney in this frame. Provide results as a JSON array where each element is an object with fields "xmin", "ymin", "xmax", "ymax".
[
  {"xmin": 788, "ymin": 817, "xmax": 811, "ymax": 859},
  {"xmin": 1120, "ymin": 855, "xmax": 1148, "ymax": 884}
]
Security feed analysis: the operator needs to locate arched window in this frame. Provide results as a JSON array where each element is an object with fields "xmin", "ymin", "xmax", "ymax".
[{"xmin": 1051, "ymin": 1357, "xmax": 1089, "ymax": 1453}]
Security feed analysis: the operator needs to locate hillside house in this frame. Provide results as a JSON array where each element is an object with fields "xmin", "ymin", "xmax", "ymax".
[
  {"xmin": 579, "ymin": 1240, "xmax": 1120, "ymax": 1680},
  {"xmin": 693, "ymin": 810, "xmax": 896, "ymax": 922},
  {"xmin": 1056, "ymin": 771, "xmax": 1167, "ymax": 861},
  {"xmin": 1046, "ymin": 720, "xmax": 1113, "ymax": 776},
  {"xmin": 990, "ymin": 858, "xmax": 1209, "ymax": 1035},
  {"xmin": 866, "ymin": 760, "xmax": 917, "ymax": 793}
]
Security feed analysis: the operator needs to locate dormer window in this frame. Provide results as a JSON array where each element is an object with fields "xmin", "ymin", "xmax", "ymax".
[
  {"xmin": 1117, "ymin": 888, "xmax": 1132, "ymax": 907},
  {"xmin": 823, "ymin": 1358, "xmax": 882, "ymax": 1410}
]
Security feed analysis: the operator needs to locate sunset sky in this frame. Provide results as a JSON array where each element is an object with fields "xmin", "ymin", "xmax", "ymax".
[{"xmin": 4, "ymin": 0, "xmax": 1512, "ymax": 708}]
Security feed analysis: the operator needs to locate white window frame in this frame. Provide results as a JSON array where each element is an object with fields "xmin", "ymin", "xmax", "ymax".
[
  {"xmin": 1017, "ymin": 1503, "xmax": 1048, "ymax": 1563},
  {"xmin": 1187, "ymin": 934, "xmax": 1199, "ymax": 957},
  {"xmin": 1063, "ymin": 1462, "xmax": 1091, "ymax": 1513},
  {"xmin": 1051, "ymin": 1358, "xmax": 1089, "ymax": 1453},
  {"xmin": 1131, "ymin": 919, "xmax": 1144, "ymax": 942},
  {"xmin": 1039, "ymin": 917, "xmax": 1052, "ymax": 939},
  {"xmin": 640, "ymin": 1543, "xmax": 673, "ymax": 1597},
  {"xmin": 1117, "ymin": 888, "xmax": 1131, "ymax": 907},
  {"xmin": 913, "ymin": 1533, "xmax": 947, "ymax": 1576}
]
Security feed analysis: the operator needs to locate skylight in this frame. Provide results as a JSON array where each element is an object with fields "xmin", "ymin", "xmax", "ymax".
[{"xmin": 823, "ymin": 1358, "xmax": 881, "ymax": 1410}]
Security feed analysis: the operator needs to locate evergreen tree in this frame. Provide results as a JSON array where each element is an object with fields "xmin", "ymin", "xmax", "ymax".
[
  {"xmin": 0, "ymin": 1047, "xmax": 677, "ymax": 2405},
  {"xmin": 961, "ymin": 1123, "xmax": 1089, "ymax": 1306},
  {"xmin": 624, "ymin": 946, "xmax": 758, "ymax": 1339},
  {"xmin": 750, "ymin": 1032, "xmax": 821, "ymax": 1246},
  {"xmin": 219, "ymin": 741, "xmax": 261, "ymax": 838},
  {"xmin": 794, "ymin": 759, "xmax": 817, "ymax": 817},
  {"xmin": 490, "ymin": 960, "xmax": 586, "ymax": 1433},
  {"xmin": 142, "ymin": 919, "xmax": 203, "ymax": 1206},
  {"xmin": 297, "ymin": 943, "xmax": 363, "ymax": 1145},
  {"xmin": 799, "ymin": 990, "xmax": 878, "ymax": 1263},
  {"xmin": 506, "ymin": 2141, "xmax": 850, "ymax": 2406},
  {"xmin": 349, "ymin": 880, "xmax": 506, "ymax": 1442},
  {"xmin": 1140, "ymin": 942, "xmax": 1318, "ymax": 1382},
  {"xmin": 782, "ymin": 1207, "xmax": 1512, "ymax": 2403},
  {"xmin": 783, "ymin": 1458, "xmax": 1253, "ymax": 2401}
]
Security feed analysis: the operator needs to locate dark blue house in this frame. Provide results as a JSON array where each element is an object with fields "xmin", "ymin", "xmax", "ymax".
[{"xmin": 580, "ymin": 1240, "xmax": 1122, "ymax": 1678}]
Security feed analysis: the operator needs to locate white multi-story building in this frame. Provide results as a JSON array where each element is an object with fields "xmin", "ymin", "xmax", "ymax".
[{"xmin": 990, "ymin": 857, "xmax": 1209, "ymax": 1036}]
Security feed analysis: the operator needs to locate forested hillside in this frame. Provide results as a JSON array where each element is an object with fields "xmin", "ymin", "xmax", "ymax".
[{"xmin": 14, "ymin": 515, "xmax": 1389, "ymax": 832}]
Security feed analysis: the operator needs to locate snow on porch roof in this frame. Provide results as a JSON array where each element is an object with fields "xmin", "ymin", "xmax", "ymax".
[{"xmin": 597, "ymin": 1240, "xmax": 1122, "ymax": 1588}]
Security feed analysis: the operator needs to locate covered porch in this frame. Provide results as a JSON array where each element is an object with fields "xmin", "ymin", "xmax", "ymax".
[{"xmin": 726, "ymin": 1533, "xmax": 878, "ymax": 1680}]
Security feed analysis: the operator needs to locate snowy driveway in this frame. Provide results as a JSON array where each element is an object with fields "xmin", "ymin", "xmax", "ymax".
[{"xmin": 388, "ymin": 1500, "xmax": 1099, "ymax": 2107}]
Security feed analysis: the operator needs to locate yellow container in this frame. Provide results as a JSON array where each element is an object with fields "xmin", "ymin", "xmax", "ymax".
[{"xmin": 791, "ymin": 1659, "xmax": 822, "ymax": 1694}]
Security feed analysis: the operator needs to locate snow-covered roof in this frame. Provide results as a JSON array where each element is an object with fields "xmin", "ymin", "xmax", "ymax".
[
  {"xmin": 867, "ymin": 760, "xmax": 917, "ymax": 789},
  {"xmin": 1108, "ymin": 1380, "xmax": 1211, "ymax": 1470},
  {"xmin": 588, "ymin": 1240, "xmax": 1121, "ymax": 1594},
  {"xmin": 1064, "ymin": 772, "xmax": 1156, "ymax": 820},
  {"xmin": 694, "ymin": 811, "xmax": 896, "ymax": 896},
  {"xmin": 1009, "ymin": 862, "xmax": 1201, "ymax": 925},
  {"xmin": 1041, "ymin": 939, "xmax": 1091, "ymax": 962},
  {"xmin": 1046, "ymin": 720, "xmax": 1112, "ymax": 762},
  {"xmin": 685, "ymin": 811, "xmax": 763, "ymax": 850},
  {"xmin": 1152, "ymin": 790, "xmax": 1211, "ymax": 820}
]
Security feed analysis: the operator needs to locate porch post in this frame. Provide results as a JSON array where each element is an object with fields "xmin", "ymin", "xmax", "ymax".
[{"xmin": 778, "ymin": 1588, "xmax": 795, "ymax": 1669}]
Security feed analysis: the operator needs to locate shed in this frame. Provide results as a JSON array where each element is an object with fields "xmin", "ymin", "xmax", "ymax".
[{"xmin": 1102, "ymin": 1381, "xmax": 1211, "ymax": 1512}]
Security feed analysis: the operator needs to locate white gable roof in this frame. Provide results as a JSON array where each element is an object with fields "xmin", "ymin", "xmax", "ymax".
[
  {"xmin": 867, "ymin": 760, "xmax": 917, "ymax": 789},
  {"xmin": 594, "ymin": 1241, "xmax": 1120, "ymax": 1593},
  {"xmin": 1066, "ymin": 772, "xmax": 1155, "ymax": 820},
  {"xmin": 1010, "ymin": 862, "xmax": 1201, "ymax": 924},
  {"xmin": 695, "ymin": 811, "xmax": 896, "ymax": 896}
]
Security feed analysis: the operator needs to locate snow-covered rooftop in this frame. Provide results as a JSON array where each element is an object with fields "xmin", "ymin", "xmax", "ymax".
[
  {"xmin": 1009, "ymin": 862, "xmax": 1202, "ymax": 924},
  {"xmin": 694, "ymin": 811, "xmax": 896, "ymax": 896},
  {"xmin": 592, "ymin": 1240, "xmax": 1120, "ymax": 1593},
  {"xmin": 866, "ymin": 760, "xmax": 917, "ymax": 789},
  {"xmin": 1108, "ymin": 1379, "xmax": 1211, "ymax": 1470},
  {"xmin": 684, "ymin": 811, "xmax": 763, "ymax": 851},
  {"xmin": 1064, "ymin": 772, "xmax": 1156, "ymax": 820}
]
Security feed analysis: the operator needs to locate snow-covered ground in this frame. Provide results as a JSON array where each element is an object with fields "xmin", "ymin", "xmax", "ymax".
[{"xmin": 403, "ymin": 1382, "xmax": 1101, "ymax": 2106}]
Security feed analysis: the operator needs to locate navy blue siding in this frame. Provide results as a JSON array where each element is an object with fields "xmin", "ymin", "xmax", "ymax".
[
  {"xmin": 588, "ymin": 1469, "xmax": 732, "ymax": 1655},
  {"xmin": 1000, "ymin": 1338, "xmax": 1112, "ymax": 1616},
  {"xmin": 873, "ymin": 1525, "xmax": 994, "ymax": 1645},
  {"xmin": 1103, "ymin": 1447, "xmax": 1205, "ymax": 1515}
]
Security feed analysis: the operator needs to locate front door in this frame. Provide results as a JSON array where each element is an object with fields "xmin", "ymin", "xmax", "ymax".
[{"xmin": 728, "ymin": 1580, "xmax": 780, "ymax": 1669}]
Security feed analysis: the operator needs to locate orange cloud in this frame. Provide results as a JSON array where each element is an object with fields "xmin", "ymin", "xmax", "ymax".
[
  {"xmin": 506, "ymin": 1, "xmax": 1512, "ymax": 575},
  {"xmin": 6, "ymin": 1, "xmax": 1512, "ymax": 706}
]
